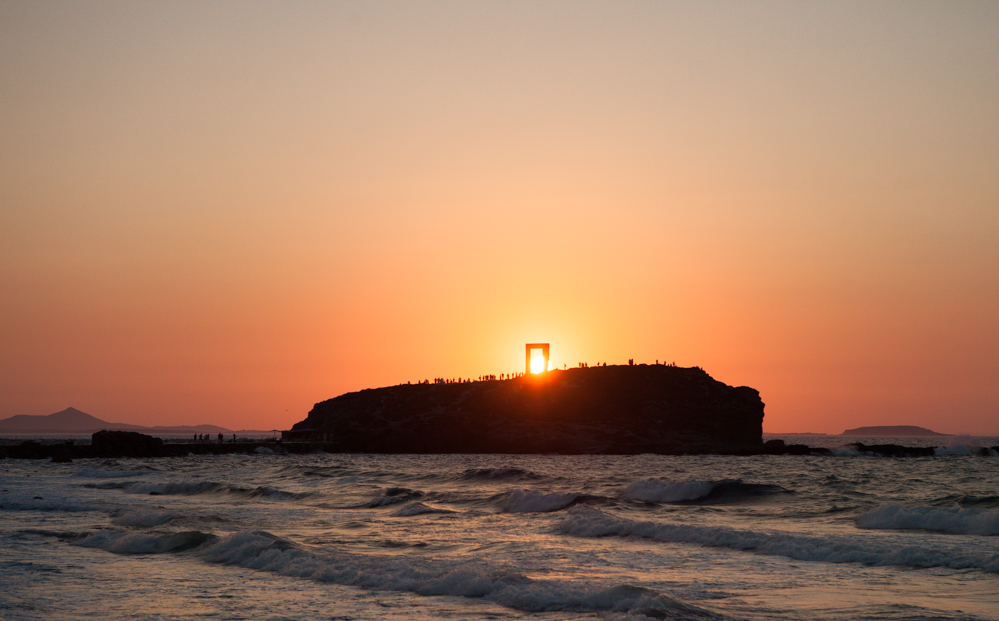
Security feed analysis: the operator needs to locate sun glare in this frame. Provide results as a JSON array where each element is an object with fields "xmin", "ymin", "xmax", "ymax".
[{"xmin": 530, "ymin": 355, "xmax": 545, "ymax": 374}]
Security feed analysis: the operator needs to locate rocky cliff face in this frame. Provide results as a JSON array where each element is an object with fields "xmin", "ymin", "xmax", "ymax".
[{"xmin": 290, "ymin": 365, "xmax": 764, "ymax": 454}]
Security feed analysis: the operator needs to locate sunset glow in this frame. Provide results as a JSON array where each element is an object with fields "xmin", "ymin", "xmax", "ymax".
[
  {"xmin": 1, "ymin": 3, "xmax": 997, "ymax": 434},
  {"xmin": 530, "ymin": 356, "xmax": 545, "ymax": 375}
]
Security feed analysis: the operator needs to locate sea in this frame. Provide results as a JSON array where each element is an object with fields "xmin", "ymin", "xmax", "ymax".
[{"xmin": 2, "ymin": 434, "xmax": 999, "ymax": 621}]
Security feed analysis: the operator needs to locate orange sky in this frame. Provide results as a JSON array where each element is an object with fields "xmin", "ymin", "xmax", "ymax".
[{"xmin": 2, "ymin": 2, "xmax": 997, "ymax": 434}]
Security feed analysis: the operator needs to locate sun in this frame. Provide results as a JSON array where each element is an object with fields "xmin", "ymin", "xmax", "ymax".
[{"xmin": 530, "ymin": 355, "xmax": 545, "ymax": 374}]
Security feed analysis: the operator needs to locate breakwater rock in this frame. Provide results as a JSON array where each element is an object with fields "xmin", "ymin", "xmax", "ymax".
[
  {"xmin": 288, "ymin": 365, "xmax": 765, "ymax": 454},
  {"xmin": 91, "ymin": 430, "xmax": 166, "ymax": 458},
  {"xmin": 0, "ymin": 432, "xmax": 288, "ymax": 460}
]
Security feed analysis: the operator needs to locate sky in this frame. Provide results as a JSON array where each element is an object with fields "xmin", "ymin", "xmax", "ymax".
[{"xmin": 2, "ymin": 1, "xmax": 997, "ymax": 434}]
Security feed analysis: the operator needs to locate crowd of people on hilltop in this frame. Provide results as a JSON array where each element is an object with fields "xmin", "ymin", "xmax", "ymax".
[
  {"xmin": 423, "ymin": 373, "xmax": 524, "ymax": 385},
  {"xmin": 401, "ymin": 359, "xmax": 684, "ymax": 387}
]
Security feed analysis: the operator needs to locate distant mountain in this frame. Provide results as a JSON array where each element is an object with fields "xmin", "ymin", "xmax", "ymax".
[
  {"xmin": 0, "ymin": 407, "xmax": 234, "ymax": 434},
  {"xmin": 841, "ymin": 425, "xmax": 950, "ymax": 437}
]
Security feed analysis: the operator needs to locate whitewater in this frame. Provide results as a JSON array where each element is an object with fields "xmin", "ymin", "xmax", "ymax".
[{"xmin": 2, "ymin": 436, "xmax": 999, "ymax": 620}]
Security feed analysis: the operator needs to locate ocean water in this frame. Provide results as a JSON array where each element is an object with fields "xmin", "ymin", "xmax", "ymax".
[{"xmin": 2, "ymin": 440, "xmax": 999, "ymax": 620}]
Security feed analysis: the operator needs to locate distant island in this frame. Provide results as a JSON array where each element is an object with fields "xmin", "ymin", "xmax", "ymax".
[
  {"xmin": 841, "ymin": 425, "xmax": 950, "ymax": 437},
  {"xmin": 0, "ymin": 407, "xmax": 269, "ymax": 436},
  {"xmin": 286, "ymin": 364, "xmax": 764, "ymax": 454}
]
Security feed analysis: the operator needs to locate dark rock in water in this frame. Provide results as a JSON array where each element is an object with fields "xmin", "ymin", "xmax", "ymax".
[
  {"xmin": 10, "ymin": 440, "xmax": 47, "ymax": 459},
  {"xmin": 849, "ymin": 443, "xmax": 935, "ymax": 457},
  {"xmin": 288, "ymin": 365, "xmax": 765, "ymax": 454},
  {"xmin": 49, "ymin": 440, "xmax": 75, "ymax": 463},
  {"xmin": 754, "ymin": 439, "xmax": 828, "ymax": 456},
  {"xmin": 91, "ymin": 430, "xmax": 165, "ymax": 458}
]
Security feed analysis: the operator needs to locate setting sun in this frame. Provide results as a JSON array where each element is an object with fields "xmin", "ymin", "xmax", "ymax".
[{"xmin": 530, "ymin": 355, "xmax": 545, "ymax": 374}]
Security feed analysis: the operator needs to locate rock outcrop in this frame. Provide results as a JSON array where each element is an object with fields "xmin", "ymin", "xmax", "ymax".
[
  {"xmin": 91, "ymin": 430, "xmax": 166, "ymax": 458},
  {"xmin": 288, "ymin": 364, "xmax": 765, "ymax": 454}
]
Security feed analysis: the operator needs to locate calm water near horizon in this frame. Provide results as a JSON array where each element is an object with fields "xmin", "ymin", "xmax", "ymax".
[{"xmin": 3, "ymin": 442, "xmax": 999, "ymax": 620}]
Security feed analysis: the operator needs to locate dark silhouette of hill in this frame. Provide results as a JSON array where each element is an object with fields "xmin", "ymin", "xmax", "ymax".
[
  {"xmin": 841, "ymin": 425, "xmax": 950, "ymax": 437},
  {"xmin": 288, "ymin": 364, "xmax": 765, "ymax": 454},
  {"xmin": 0, "ymin": 407, "xmax": 233, "ymax": 435},
  {"xmin": 0, "ymin": 407, "xmax": 123, "ymax": 432}
]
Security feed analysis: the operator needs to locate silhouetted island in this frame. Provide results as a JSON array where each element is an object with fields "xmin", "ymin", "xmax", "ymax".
[
  {"xmin": 286, "ymin": 364, "xmax": 765, "ymax": 454},
  {"xmin": 841, "ymin": 425, "xmax": 950, "ymax": 437}
]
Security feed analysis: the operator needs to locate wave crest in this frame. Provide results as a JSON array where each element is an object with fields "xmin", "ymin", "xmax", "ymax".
[
  {"xmin": 82, "ymin": 480, "xmax": 314, "ymax": 500},
  {"xmin": 557, "ymin": 505, "xmax": 999, "ymax": 573},
  {"xmin": 624, "ymin": 480, "xmax": 716, "ymax": 503},
  {"xmin": 624, "ymin": 479, "xmax": 787, "ymax": 504},
  {"xmin": 369, "ymin": 487, "xmax": 424, "ymax": 507},
  {"xmin": 76, "ymin": 529, "xmax": 216, "ymax": 554},
  {"xmin": 198, "ymin": 531, "xmax": 718, "ymax": 617},
  {"xmin": 391, "ymin": 502, "xmax": 454, "ymax": 517},
  {"xmin": 857, "ymin": 504, "xmax": 999, "ymax": 535}
]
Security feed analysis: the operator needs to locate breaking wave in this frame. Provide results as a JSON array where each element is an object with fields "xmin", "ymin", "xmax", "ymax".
[
  {"xmin": 857, "ymin": 504, "xmax": 999, "ymax": 536},
  {"xmin": 932, "ymin": 436, "xmax": 999, "ymax": 457},
  {"xmin": 368, "ymin": 487, "xmax": 424, "ymax": 507},
  {"xmin": 556, "ymin": 506, "xmax": 999, "ymax": 573},
  {"xmin": 198, "ymin": 530, "xmax": 719, "ymax": 618}
]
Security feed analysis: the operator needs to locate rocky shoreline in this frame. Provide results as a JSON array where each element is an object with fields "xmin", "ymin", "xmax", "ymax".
[
  {"xmin": 0, "ymin": 430, "xmax": 289, "ymax": 461},
  {"xmin": 1, "ymin": 431, "xmax": 996, "ymax": 461}
]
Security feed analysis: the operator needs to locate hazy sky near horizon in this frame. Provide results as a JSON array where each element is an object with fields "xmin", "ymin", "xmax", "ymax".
[{"xmin": 2, "ymin": 1, "xmax": 997, "ymax": 433}]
